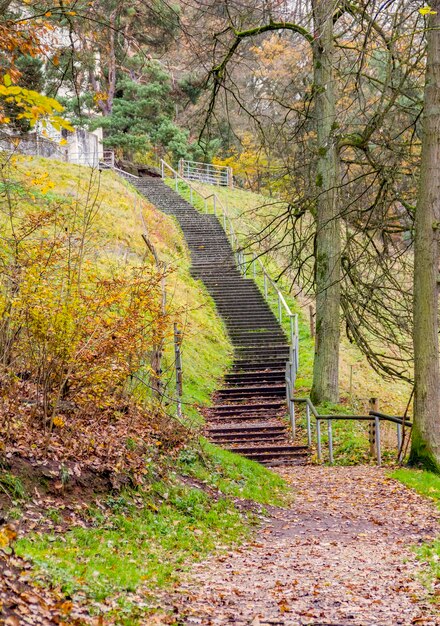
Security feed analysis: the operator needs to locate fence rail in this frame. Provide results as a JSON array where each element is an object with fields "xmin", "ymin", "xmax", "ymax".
[
  {"xmin": 178, "ymin": 159, "xmax": 233, "ymax": 187},
  {"xmin": 292, "ymin": 397, "xmax": 412, "ymax": 466}
]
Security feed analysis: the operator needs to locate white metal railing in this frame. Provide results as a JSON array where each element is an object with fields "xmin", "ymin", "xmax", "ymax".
[
  {"xmin": 178, "ymin": 159, "xmax": 233, "ymax": 188},
  {"xmin": 292, "ymin": 397, "xmax": 412, "ymax": 466},
  {"xmin": 160, "ymin": 158, "xmax": 300, "ymax": 437}
]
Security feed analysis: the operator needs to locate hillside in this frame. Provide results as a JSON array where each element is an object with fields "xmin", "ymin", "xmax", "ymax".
[
  {"xmin": 0, "ymin": 155, "xmax": 291, "ymax": 625},
  {"xmin": 11, "ymin": 156, "xmax": 233, "ymax": 415}
]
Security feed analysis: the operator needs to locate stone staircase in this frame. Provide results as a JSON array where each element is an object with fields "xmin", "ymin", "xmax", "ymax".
[{"xmin": 129, "ymin": 175, "xmax": 308, "ymax": 466}]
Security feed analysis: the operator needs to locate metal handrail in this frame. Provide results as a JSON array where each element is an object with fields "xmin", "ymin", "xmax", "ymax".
[
  {"xmin": 292, "ymin": 397, "xmax": 412, "ymax": 466},
  {"xmin": 179, "ymin": 159, "xmax": 233, "ymax": 187},
  {"xmin": 181, "ymin": 159, "xmax": 230, "ymax": 169}
]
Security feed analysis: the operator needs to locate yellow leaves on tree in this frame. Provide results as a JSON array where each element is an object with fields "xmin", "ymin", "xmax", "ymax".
[
  {"xmin": 419, "ymin": 5, "xmax": 438, "ymax": 15},
  {"xmin": 0, "ymin": 19, "xmax": 46, "ymax": 83},
  {"xmin": 213, "ymin": 134, "xmax": 271, "ymax": 192},
  {"xmin": 0, "ymin": 75, "xmax": 73, "ymax": 131}
]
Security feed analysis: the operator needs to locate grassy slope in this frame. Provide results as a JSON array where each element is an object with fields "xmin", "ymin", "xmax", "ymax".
[
  {"xmin": 12, "ymin": 156, "xmax": 232, "ymax": 419},
  {"xmin": 3, "ymin": 157, "xmax": 290, "ymax": 623}
]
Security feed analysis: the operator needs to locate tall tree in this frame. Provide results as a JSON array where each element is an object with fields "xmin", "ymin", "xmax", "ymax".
[
  {"xmin": 197, "ymin": 0, "xmax": 342, "ymax": 402},
  {"xmin": 310, "ymin": 0, "xmax": 341, "ymax": 403},
  {"xmin": 411, "ymin": 1, "xmax": 440, "ymax": 469}
]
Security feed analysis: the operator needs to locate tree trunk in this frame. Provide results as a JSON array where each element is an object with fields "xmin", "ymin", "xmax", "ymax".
[
  {"xmin": 310, "ymin": 0, "xmax": 341, "ymax": 404},
  {"xmin": 411, "ymin": 1, "xmax": 440, "ymax": 470}
]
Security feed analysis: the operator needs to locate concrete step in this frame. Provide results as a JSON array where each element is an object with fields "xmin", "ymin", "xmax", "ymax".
[
  {"xmin": 209, "ymin": 400, "xmax": 285, "ymax": 415},
  {"xmin": 208, "ymin": 414, "xmax": 282, "ymax": 424},
  {"xmin": 225, "ymin": 370, "xmax": 285, "ymax": 383},
  {"xmin": 208, "ymin": 423, "xmax": 286, "ymax": 435},
  {"xmin": 216, "ymin": 387, "xmax": 286, "ymax": 400},
  {"xmin": 224, "ymin": 444, "xmax": 307, "ymax": 456},
  {"xmin": 232, "ymin": 359, "xmax": 289, "ymax": 368}
]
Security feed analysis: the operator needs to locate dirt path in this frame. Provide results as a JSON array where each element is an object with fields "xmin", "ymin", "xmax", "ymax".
[{"xmin": 165, "ymin": 467, "xmax": 440, "ymax": 626}]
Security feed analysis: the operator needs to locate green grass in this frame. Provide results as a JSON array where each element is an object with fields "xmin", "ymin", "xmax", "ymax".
[
  {"xmin": 0, "ymin": 471, "xmax": 26, "ymax": 501},
  {"xmin": 178, "ymin": 440, "xmax": 291, "ymax": 506},
  {"xmin": 17, "ymin": 481, "xmax": 248, "ymax": 616},
  {"xmin": 392, "ymin": 468, "xmax": 440, "ymax": 503},
  {"xmin": 16, "ymin": 443, "xmax": 290, "ymax": 622},
  {"xmin": 17, "ymin": 481, "xmax": 248, "ymax": 597},
  {"xmin": 392, "ymin": 468, "xmax": 440, "ymax": 599}
]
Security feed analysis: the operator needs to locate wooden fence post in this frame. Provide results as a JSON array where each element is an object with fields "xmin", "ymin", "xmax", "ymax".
[{"xmin": 369, "ymin": 397, "xmax": 379, "ymax": 458}]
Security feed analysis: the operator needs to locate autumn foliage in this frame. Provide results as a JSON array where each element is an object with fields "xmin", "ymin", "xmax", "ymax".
[{"xmin": 0, "ymin": 155, "xmax": 187, "ymax": 480}]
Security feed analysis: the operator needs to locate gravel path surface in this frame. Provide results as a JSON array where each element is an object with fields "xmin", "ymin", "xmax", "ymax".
[{"xmin": 167, "ymin": 466, "xmax": 440, "ymax": 625}]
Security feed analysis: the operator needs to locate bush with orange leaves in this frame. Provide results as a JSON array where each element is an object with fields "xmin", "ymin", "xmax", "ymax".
[{"xmin": 0, "ymin": 159, "xmax": 169, "ymax": 436}]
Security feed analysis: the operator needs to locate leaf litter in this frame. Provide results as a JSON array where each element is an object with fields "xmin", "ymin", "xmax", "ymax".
[{"xmin": 157, "ymin": 466, "xmax": 440, "ymax": 625}]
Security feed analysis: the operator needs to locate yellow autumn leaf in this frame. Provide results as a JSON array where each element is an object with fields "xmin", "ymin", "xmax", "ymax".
[
  {"xmin": 419, "ymin": 5, "xmax": 437, "ymax": 14},
  {"xmin": 53, "ymin": 415, "xmax": 65, "ymax": 427},
  {"xmin": 0, "ymin": 525, "xmax": 17, "ymax": 549}
]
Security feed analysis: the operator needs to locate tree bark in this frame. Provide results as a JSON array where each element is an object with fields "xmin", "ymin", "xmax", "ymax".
[
  {"xmin": 310, "ymin": 0, "xmax": 341, "ymax": 404},
  {"xmin": 411, "ymin": 1, "xmax": 440, "ymax": 470}
]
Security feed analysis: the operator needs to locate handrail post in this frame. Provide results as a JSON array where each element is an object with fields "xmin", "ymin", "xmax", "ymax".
[
  {"xmin": 289, "ymin": 397, "xmax": 295, "ymax": 439},
  {"xmin": 285, "ymin": 362, "xmax": 291, "ymax": 405},
  {"xmin": 317, "ymin": 418, "xmax": 322, "ymax": 462},
  {"xmin": 278, "ymin": 293, "xmax": 282, "ymax": 323},
  {"xmin": 397, "ymin": 422, "xmax": 402, "ymax": 459},
  {"xmin": 161, "ymin": 160, "xmax": 164, "ymax": 179},
  {"xmin": 328, "ymin": 420, "xmax": 334, "ymax": 464},
  {"xmin": 306, "ymin": 402, "xmax": 312, "ymax": 447},
  {"xmin": 213, "ymin": 195, "xmax": 217, "ymax": 216},
  {"xmin": 286, "ymin": 375, "xmax": 295, "ymax": 438},
  {"xmin": 264, "ymin": 273, "xmax": 268, "ymax": 299},
  {"xmin": 294, "ymin": 314, "xmax": 299, "ymax": 371},
  {"xmin": 289, "ymin": 314, "xmax": 295, "ymax": 347},
  {"xmin": 289, "ymin": 353, "xmax": 296, "ymax": 386},
  {"xmin": 252, "ymin": 255, "xmax": 256, "ymax": 278},
  {"xmin": 375, "ymin": 416, "xmax": 381, "ymax": 466},
  {"xmin": 204, "ymin": 198, "xmax": 207, "ymax": 213}
]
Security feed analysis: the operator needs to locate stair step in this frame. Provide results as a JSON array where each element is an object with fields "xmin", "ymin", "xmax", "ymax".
[
  {"xmin": 217, "ymin": 384, "xmax": 286, "ymax": 395},
  {"xmin": 210, "ymin": 400, "xmax": 285, "ymax": 415},
  {"xmin": 209, "ymin": 430, "xmax": 287, "ymax": 439},
  {"xmin": 208, "ymin": 423, "xmax": 285, "ymax": 434},
  {"xmin": 225, "ymin": 444, "xmax": 307, "ymax": 455}
]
